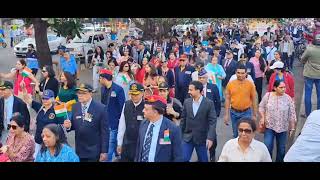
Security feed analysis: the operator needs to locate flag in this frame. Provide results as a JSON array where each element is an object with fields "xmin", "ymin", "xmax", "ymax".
[
  {"xmin": 22, "ymin": 67, "xmax": 32, "ymax": 77},
  {"xmin": 122, "ymin": 75, "xmax": 128, "ymax": 84},
  {"xmin": 164, "ymin": 129, "xmax": 170, "ymax": 142},
  {"xmin": 54, "ymin": 104, "xmax": 68, "ymax": 118}
]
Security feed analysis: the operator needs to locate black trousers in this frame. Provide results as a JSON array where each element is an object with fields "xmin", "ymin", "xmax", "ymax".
[
  {"xmin": 10, "ymin": 37, "xmax": 13, "ymax": 47},
  {"xmin": 209, "ymin": 139, "xmax": 217, "ymax": 162},
  {"xmin": 289, "ymin": 52, "xmax": 295, "ymax": 70},
  {"xmin": 282, "ymin": 52, "xmax": 290, "ymax": 70},
  {"xmin": 254, "ymin": 77, "xmax": 263, "ymax": 103},
  {"xmin": 120, "ymin": 143, "xmax": 136, "ymax": 162},
  {"xmin": 265, "ymin": 69, "xmax": 274, "ymax": 84}
]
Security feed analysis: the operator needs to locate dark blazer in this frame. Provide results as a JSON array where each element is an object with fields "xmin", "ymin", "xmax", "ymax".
[
  {"xmin": 205, "ymin": 83, "xmax": 221, "ymax": 117},
  {"xmin": 39, "ymin": 77, "xmax": 59, "ymax": 98},
  {"xmin": 101, "ymin": 82, "xmax": 125, "ymax": 130},
  {"xmin": 180, "ymin": 97, "xmax": 217, "ymax": 145},
  {"xmin": 221, "ymin": 59, "xmax": 237, "ymax": 87},
  {"xmin": 0, "ymin": 96, "xmax": 30, "ymax": 133},
  {"xmin": 70, "ymin": 100, "xmax": 109, "ymax": 159},
  {"xmin": 135, "ymin": 117, "xmax": 183, "ymax": 162}
]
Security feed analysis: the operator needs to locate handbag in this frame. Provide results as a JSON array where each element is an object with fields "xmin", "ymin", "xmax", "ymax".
[{"xmin": 258, "ymin": 92, "xmax": 271, "ymax": 133}]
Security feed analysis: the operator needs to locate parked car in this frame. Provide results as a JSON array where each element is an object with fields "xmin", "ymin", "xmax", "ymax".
[
  {"xmin": 128, "ymin": 27, "xmax": 143, "ymax": 39},
  {"xmin": 14, "ymin": 34, "xmax": 66, "ymax": 57},
  {"xmin": 66, "ymin": 31, "xmax": 108, "ymax": 62}
]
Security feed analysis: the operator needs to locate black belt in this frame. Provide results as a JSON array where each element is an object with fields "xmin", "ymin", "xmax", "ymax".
[{"xmin": 231, "ymin": 107, "xmax": 250, "ymax": 113}]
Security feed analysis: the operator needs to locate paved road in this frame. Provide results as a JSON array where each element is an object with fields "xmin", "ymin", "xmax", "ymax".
[{"xmin": 0, "ymin": 45, "xmax": 306, "ymax": 161}]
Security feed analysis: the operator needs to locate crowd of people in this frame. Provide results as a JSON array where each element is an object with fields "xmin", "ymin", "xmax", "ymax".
[{"xmin": 0, "ymin": 18, "xmax": 320, "ymax": 162}]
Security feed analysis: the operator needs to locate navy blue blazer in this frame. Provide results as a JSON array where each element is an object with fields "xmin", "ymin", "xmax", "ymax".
[
  {"xmin": 70, "ymin": 100, "xmax": 109, "ymax": 159},
  {"xmin": 205, "ymin": 83, "xmax": 221, "ymax": 117},
  {"xmin": 135, "ymin": 117, "xmax": 183, "ymax": 162},
  {"xmin": 0, "ymin": 96, "xmax": 30, "ymax": 133},
  {"xmin": 101, "ymin": 82, "xmax": 125, "ymax": 130},
  {"xmin": 222, "ymin": 59, "xmax": 237, "ymax": 87}
]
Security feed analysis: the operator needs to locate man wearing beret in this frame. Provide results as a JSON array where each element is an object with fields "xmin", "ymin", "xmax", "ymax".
[
  {"xmin": 99, "ymin": 69, "xmax": 125, "ymax": 162},
  {"xmin": 117, "ymin": 82, "xmax": 145, "ymax": 162},
  {"xmin": 63, "ymin": 83, "xmax": 108, "ymax": 162},
  {"xmin": 197, "ymin": 69, "xmax": 221, "ymax": 162},
  {"xmin": 135, "ymin": 95, "xmax": 183, "ymax": 162},
  {"xmin": 0, "ymin": 81, "xmax": 30, "ymax": 144}
]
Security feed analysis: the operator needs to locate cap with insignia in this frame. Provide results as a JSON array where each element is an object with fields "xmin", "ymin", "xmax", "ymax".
[
  {"xmin": 158, "ymin": 82, "xmax": 169, "ymax": 90},
  {"xmin": 0, "ymin": 81, "xmax": 13, "ymax": 90},
  {"xmin": 129, "ymin": 82, "xmax": 144, "ymax": 95},
  {"xmin": 75, "ymin": 83, "xmax": 93, "ymax": 92},
  {"xmin": 42, "ymin": 89, "xmax": 54, "ymax": 99},
  {"xmin": 198, "ymin": 68, "xmax": 208, "ymax": 77}
]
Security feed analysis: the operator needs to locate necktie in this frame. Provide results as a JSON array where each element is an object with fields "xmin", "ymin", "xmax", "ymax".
[
  {"xmin": 224, "ymin": 59, "xmax": 230, "ymax": 69},
  {"xmin": 141, "ymin": 124, "xmax": 155, "ymax": 162},
  {"xmin": 82, "ymin": 104, "xmax": 87, "ymax": 120}
]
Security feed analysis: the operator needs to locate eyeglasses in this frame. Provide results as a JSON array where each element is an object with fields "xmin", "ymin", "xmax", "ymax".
[
  {"xmin": 238, "ymin": 128, "xmax": 252, "ymax": 134},
  {"xmin": 7, "ymin": 124, "xmax": 18, "ymax": 130}
]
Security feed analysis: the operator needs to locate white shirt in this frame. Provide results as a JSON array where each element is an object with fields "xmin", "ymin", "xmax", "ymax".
[
  {"xmin": 229, "ymin": 74, "xmax": 254, "ymax": 84},
  {"xmin": 81, "ymin": 98, "xmax": 92, "ymax": 115},
  {"xmin": 283, "ymin": 42, "xmax": 289, "ymax": 53},
  {"xmin": 218, "ymin": 137, "xmax": 272, "ymax": 162},
  {"xmin": 192, "ymin": 95, "xmax": 203, "ymax": 116},
  {"xmin": 3, "ymin": 95, "xmax": 14, "ymax": 130},
  {"xmin": 117, "ymin": 99, "xmax": 143, "ymax": 146},
  {"xmin": 284, "ymin": 110, "xmax": 320, "ymax": 162},
  {"xmin": 265, "ymin": 46, "xmax": 278, "ymax": 62}
]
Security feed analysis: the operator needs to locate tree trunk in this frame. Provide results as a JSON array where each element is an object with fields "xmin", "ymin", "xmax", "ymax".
[{"xmin": 32, "ymin": 18, "xmax": 52, "ymax": 68}]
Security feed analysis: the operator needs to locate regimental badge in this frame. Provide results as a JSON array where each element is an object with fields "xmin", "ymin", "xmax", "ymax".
[
  {"xmin": 131, "ymin": 84, "xmax": 137, "ymax": 91},
  {"xmin": 44, "ymin": 90, "xmax": 49, "ymax": 96},
  {"xmin": 148, "ymin": 96, "xmax": 156, "ymax": 102},
  {"xmin": 49, "ymin": 113, "xmax": 55, "ymax": 119}
]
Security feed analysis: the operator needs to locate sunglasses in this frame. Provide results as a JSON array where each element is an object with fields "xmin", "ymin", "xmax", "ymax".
[
  {"xmin": 179, "ymin": 59, "xmax": 186, "ymax": 62},
  {"xmin": 7, "ymin": 124, "xmax": 18, "ymax": 130},
  {"xmin": 42, "ymin": 70, "xmax": 47, "ymax": 73},
  {"xmin": 238, "ymin": 128, "xmax": 252, "ymax": 134},
  {"xmin": 124, "ymin": 66, "xmax": 129, "ymax": 67},
  {"xmin": 42, "ymin": 98, "xmax": 50, "ymax": 100}
]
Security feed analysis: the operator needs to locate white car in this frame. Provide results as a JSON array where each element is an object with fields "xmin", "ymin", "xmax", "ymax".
[
  {"xmin": 14, "ymin": 34, "xmax": 66, "ymax": 57},
  {"xmin": 195, "ymin": 21, "xmax": 211, "ymax": 31},
  {"xmin": 128, "ymin": 27, "xmax": 143, "ymax": 39},
  {"xmin": 66, "ymin": 32, "xmax": 108, "ymax": 62}
]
